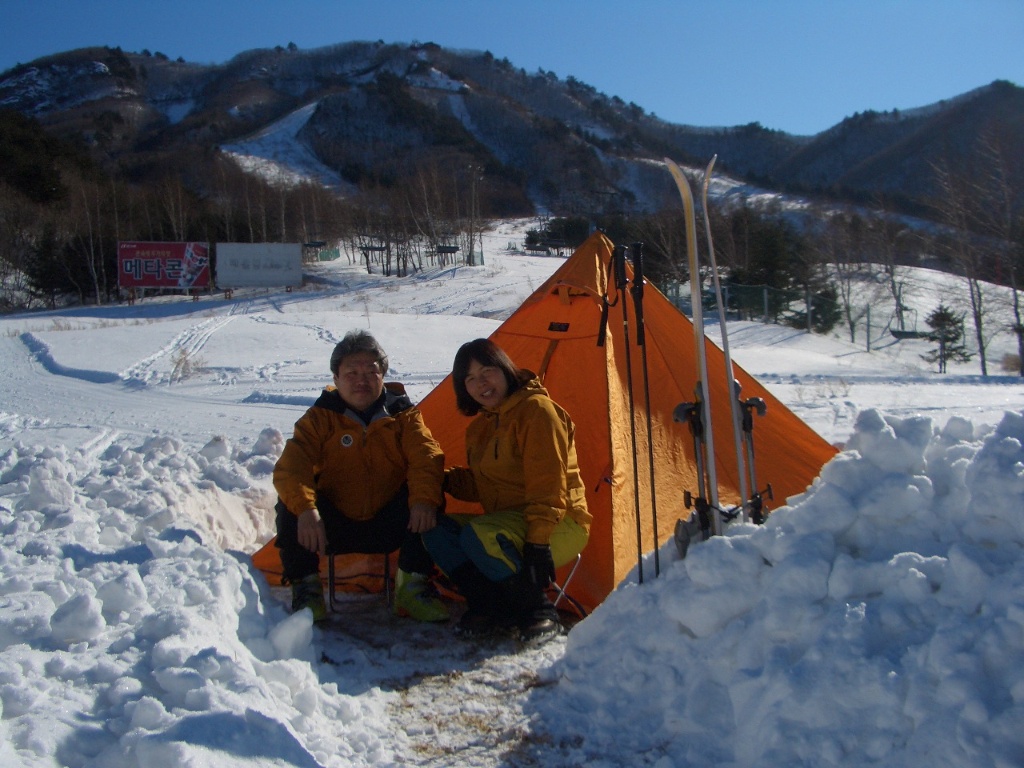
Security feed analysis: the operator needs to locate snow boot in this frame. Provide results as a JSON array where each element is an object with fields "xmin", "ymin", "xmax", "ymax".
[
  {"xmin": 290, "ymin": 574, "xmax": 328, "ymax": 623},
  {"xmin": 499, "ymin": 571, "xmax": 562, "ymax": 644},
  {"xmin": 393, "ymin": 568, "xmax": 450, "ymax": 622},
  {"xmin": 450, "ymin": 562, "xmax": 509, "ymax": 637}
]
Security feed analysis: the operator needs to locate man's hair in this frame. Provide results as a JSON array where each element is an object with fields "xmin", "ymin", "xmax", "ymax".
[
  {"xmin": 330, "ymin": 330, "xmax": 389, "ymax": 376},
  {"xmin": 451, "ymin": 338, "xmax": 523, "ymax": 416}
]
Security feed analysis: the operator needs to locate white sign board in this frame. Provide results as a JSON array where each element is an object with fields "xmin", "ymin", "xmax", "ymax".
[{"xmin": 216, "ymin": 243, "xmax": 303, "ymax": 288}]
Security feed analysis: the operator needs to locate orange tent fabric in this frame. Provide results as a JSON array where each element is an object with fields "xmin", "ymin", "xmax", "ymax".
[{"xmin": 253, "ymin": 232, "xmax": 837, "ymax": 609}]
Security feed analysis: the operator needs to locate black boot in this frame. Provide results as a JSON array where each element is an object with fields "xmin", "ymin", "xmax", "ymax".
[
  {"xmin": 449, "ymin": 562, "xmax": 508, "ymax": 637},
  {"xmin": 498, "ymin": 571, "xmax": 562, "ymax": 643}
]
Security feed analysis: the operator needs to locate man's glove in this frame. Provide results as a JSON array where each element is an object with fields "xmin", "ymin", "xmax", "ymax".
[{"xmin": 522, "ymin": 543, "xmax": 556, "ymax": 589}]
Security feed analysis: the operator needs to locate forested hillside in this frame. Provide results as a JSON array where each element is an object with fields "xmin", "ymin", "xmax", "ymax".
[{"xmin": 0, "ymin": 41, "xmax": 1021, "ymax": 323}]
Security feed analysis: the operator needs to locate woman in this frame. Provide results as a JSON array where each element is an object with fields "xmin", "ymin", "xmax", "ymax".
[{"xmin": 422, "ymin": 338, "xmax": 591, "ymax": 642}]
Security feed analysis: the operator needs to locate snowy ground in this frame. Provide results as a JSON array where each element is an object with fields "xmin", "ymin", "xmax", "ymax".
[{"xmin": 1, "ymin": 220, "xmax": 1023, "ymax": 767}]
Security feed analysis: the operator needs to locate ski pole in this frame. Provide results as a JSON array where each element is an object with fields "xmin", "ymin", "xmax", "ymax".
[
  {"xmin": 613, "ymin": 244, "xmax": 644, "ymax": 584},
  {"xmin": 597, "ymin": 271, "xmax": 611, "ymax": 348},
  {"xmin": 630, "ymin": 241, "xmax": 661, "ymax": 576}
]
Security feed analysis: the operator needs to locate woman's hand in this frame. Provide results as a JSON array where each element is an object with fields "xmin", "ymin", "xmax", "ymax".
[{"xmin": 522, "ymin": 543, "xmax": 556, "ymax": 588}]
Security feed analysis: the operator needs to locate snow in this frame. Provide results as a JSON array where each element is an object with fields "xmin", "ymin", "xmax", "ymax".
[
  {"xmin": 159, "ymin": 99, "xmax": 195, "ymax": 125},
  {"xmin": 2, "ymin": 219, "xmax": 1023, "ymax": 767},
  {"xmin": 221, "ymin": 102, "xmax": 352, "ymax": 192},
  {"xmin": 407, "ymin": 66, "xmax": 468, "ymax": 93}
]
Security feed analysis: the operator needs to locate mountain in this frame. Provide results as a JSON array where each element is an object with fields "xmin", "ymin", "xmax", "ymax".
[{"xmin": 2, "ymin": 41, "xmax": 1021, "ymax": 221}]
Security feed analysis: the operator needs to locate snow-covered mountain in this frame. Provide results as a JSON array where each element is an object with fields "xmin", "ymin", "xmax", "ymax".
[{"xmin": 2, "ymin": 42, "xmax": 1020, "ymax": 219}]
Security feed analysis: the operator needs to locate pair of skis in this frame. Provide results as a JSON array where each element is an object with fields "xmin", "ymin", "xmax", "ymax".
[{"xmin": 665, "ymin": 157, "xmax": 772, "ymax": 556}]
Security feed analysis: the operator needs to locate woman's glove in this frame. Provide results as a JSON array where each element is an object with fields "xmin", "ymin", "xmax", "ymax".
[{"xmin": 522, "ymin": 543, "xmax": 556, "ymax": 588}]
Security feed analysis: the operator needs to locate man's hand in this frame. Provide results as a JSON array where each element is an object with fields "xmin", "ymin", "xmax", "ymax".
[
  {"xmin": 297, "ymin": 507, "xmax": 327, "ymax": 555},
  {"xmin": 407, "ymin": 502, "xmax": 437, "ymax": 533}
]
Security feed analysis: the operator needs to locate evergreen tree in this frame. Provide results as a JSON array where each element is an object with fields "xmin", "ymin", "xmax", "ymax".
[
  {"xmin": 785, "ymin": 283, "xmax": 843, "ymax": 334},
  {"xmin": 25, "ymin": 224, "xmax": 67, "ymax": 309},
  {"xmin": 0, "ymin": 110, "xmax": 72, "ymax": 204},
  {"xmin": 921, "ymin": 304, "xmax": 973, "ymax": 373}
]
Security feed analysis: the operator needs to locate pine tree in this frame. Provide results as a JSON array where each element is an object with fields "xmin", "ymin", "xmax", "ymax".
[{"xmin": 921, "ymin": 304, "xmax": 973, "ymax": 373}]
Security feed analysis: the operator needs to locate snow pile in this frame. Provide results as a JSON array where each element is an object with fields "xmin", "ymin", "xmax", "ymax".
[
  {"xmin": 0, "ymin": 428, "xmax": 399, "ymax": 767},
  {"xmin": 547, "ymin": 408, "xmax": 1024, "ymax": 767},
  {"xmin": 2, "ymin": 220, "xmax": 1023, "ymax": 765}
]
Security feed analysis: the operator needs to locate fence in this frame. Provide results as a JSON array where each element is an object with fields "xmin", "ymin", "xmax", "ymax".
[{"xmin": 662, "ymin": 281, "xmax": 923, "ymax": 353}]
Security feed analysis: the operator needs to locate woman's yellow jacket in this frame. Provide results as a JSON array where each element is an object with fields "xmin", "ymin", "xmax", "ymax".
[{"xmin": 445, "ymin": 377, "xmax": 592, "ymax": 545}]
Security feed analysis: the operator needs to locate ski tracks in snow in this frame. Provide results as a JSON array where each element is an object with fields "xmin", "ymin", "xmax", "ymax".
[
  {"xmin": 77, "ymin": 426, "xmax": 121, "ymax": 462},
  {"xmin": 250, "ymin": 314, "xmax": 340, "ymax": 347},
  {"xmin": 247, "ymin": 315, "xmax": 337, "ymax": 383},
  {"xmin": 121, "ymin": 316, "xmax": 235, "ymax": 385}
]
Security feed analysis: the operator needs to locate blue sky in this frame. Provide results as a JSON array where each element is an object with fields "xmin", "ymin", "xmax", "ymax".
[{"xmin": 1, "ymin": 0, "xmax": 1021, "ymax": 135}]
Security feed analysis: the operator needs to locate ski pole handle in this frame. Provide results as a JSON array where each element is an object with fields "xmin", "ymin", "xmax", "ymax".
[
  {"xmin": 613, "ymin": 244, "xmax": 628, "ymax": 291},
  {"xmin": 630, "ymin": 242, "xmax": 645, "ymax": 292},
  {"xmin": 630, "ymin": 242, "xmax": 646, "ymax": 345},
  {"xmin": 597, "ymin": 296, "xmax": 610, "ymax": 347}
]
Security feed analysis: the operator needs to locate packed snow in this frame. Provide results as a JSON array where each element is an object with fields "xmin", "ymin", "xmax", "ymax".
[
  {"xmin": 221, "ymin": 102, "xmax": 352, "ymax": 192},
  {"xmin": 1, "ymin": 219, "xmax": 1023, "ymax": 767}
]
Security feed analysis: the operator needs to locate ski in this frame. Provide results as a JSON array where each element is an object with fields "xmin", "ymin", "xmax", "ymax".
[
  {"xmin": 700, "ymin": 156, "xmax": 750, "ymax": 522},
  {"xmin": 665, "ymin": 158, "xmax": 723, "ymax": 540},
  {"xmin": 700, "ymin": 157, "xmax": 774, "ymax": 525},
  {"xmin": 672, "ymin": 398, "xmax": 714, "ymax": 556}
]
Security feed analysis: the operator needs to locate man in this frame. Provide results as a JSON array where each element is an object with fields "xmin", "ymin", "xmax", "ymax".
[{"xmin": 272, "ymin": 329, "xmax": 448, "ymax": 623}]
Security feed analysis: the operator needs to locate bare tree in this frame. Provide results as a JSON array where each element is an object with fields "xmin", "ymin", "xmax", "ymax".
[
  {"xmin": 931, "ymin": 156, "xmax": 994, "ymax": 375},
  {"xmin": 405, "ymin": 160, "xmax": 458, "ymax": 266},
  {"xmin": 815, "ymin": 209, "xmax": 875, "ymax": 343},
  {"xmin": 67, "ymin": 178, "xmax": 106, "ymax": 305},
  {"xmin": 629, "ymin": 207, "xmax": 687, "ymax": 283},
  {"xmin": 973, "ymin": 130, "xmax": 1024, "ymax": 374},
  {"xmin": 859, "ymin": 202, "xmax": 922, "ymax": 337},
  {"xmin": 158, "ymin": 175, "xmax": 192, "ymax": 241},
  {"xmin": 215, "ymin": 160, "xmax": 238, "ymax": 242},
  {"xmin": 1010, "ymin": 267, "xmax": 1024, "ymax": 375}
]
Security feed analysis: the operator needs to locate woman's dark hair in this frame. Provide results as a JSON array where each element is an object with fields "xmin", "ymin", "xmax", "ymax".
[{"xmin": 452, "ymin": 338, "xmax": 524, "ymax": 416}]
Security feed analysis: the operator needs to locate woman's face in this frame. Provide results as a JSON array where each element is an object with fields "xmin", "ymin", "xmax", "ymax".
[{"xmin": 464, "ymin": 359, "xmax": 509, "ymax": 410}]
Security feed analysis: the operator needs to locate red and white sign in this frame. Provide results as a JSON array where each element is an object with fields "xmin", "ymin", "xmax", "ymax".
[{"xmin": 118, "ymin": 241, "xmax": 211, "ymax": 288}]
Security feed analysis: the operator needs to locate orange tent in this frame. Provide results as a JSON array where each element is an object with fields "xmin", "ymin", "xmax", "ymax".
[{"xmin": 253, "ymin": 232, "xmax": 837, "ymax": 609}]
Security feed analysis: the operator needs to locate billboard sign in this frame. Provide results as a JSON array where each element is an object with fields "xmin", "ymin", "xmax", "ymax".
[
  {"xmin": 118, "ymin": 241, "xmax": 211, "ymax": 289},
  {"xmin": 215, "ymin": 243, "xmax": 303, "ymax": 288}
]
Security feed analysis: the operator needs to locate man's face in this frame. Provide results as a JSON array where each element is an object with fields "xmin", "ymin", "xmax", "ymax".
[{"xmin": 333, "ymin": 351, "xmax": 385, "ymax": 411}]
